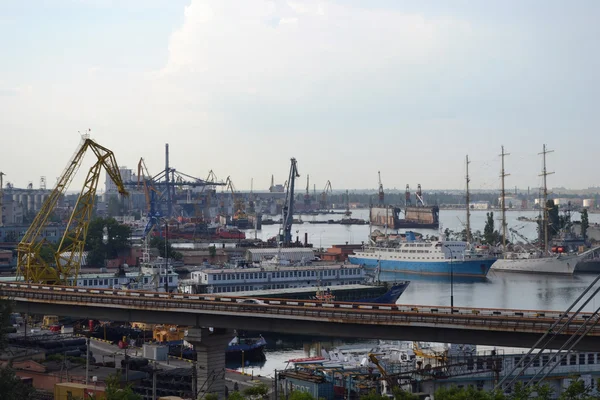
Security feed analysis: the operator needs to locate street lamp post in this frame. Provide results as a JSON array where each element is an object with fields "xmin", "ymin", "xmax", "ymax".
[{"xmin": 444, "ymin": 245, "xmax": 454, "ymax": 312}]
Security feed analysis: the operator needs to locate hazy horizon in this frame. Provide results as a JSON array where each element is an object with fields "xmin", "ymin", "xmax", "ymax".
[{"xmin": 1, "ymin": 1, "xmax": 599, "ymax": 192}]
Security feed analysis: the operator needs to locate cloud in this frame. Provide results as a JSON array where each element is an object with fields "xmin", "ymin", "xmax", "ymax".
[
  {"xmin": 0, "ymin": 83, "xmax": 32, "ymax": 96},
  {"xmin": 155, "ymin": 0, "xmax": 472, "ymax": 89}
]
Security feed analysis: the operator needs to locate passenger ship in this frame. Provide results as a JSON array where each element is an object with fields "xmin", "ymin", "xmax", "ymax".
[
  {"xmin": 180, "ymin": 263, "xmax": 373, "ymax": 294},
  {"xmin": 348, "ymin": 232, "xmax": 496, "ymax": 278}
]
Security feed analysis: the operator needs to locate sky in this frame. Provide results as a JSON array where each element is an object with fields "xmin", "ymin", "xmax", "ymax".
[{"xmin": 1, "ymin": 0, "xmax": 599, "ymax": 193}]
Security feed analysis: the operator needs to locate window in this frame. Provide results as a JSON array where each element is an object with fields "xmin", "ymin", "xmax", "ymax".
[
  {"xmin": 542, "ymin": 355, "xmax": 549, "ymax": 366},
  {"xmin": 588, "ymin": 353, "xmax": 595, "ymax": 365},
  {"xmin": 560, "ymin": 356, "xmax": 567, "ymax": 366},
  {"xmin": 579, "ymin": 354, "xmax": 586, "ymax": 365},
  {"xmin": 569, "ymin": 355, "xmax": 576, "ymax": 365}
]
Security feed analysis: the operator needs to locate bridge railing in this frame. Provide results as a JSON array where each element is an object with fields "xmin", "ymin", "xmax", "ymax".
[{"xmin": 1, "ymin": 282, "xmax": 599, "ymax": 337}]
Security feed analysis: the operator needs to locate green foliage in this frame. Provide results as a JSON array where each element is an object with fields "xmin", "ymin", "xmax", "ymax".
[
  {"xmin": 104, "ymin": 373, "xmax": 141, "ymax": 400},
  {"xmin": 149, "ymin": 236, "xmax": 183, "ymax": 261},
  {"xmin": 205, "ymin": 394, "xmax": 219, "ymax": 400},
  {"xmin": 581, "ymin": 209, "xmax": 589, "ymax": 240},
  {"xmin": 484, "ymin": 212, "xmax": 496, "ymax": 245},
  {"xmin": 359, "ymin": 390, "xmax": 389, "ymax": 400},
  {"xmin": 288, "ymin": 391, "xmax": 317, "ymax": 400},
  {"xmin": 208, "ymin": 245, "xmax": 217, "ymax": 258},
  {"xmin": 107, "ymin": 196, "xmax": 125, "ymax": 217},
  {"xmin": 228, "ymin": 391, "xmax": 246, "ymax": 400},
  {"xmin": 243, "ymin": 382, "xmax": 270, "ymax": 398},
  {"xmin": 85, "ymin": 217, "xmax": 132, "ymax": 267},
  {"xmin": 39, "ymin": 242, "xmax": 57, "ymax": 264},
  {"xmin": 0, "ymin": 367, "xmax": 36, "ymax": 400},
  {"xmin": 558, "ymin": 378, "xmax": 593, "ymax": 399},
  {"xmin": 0, "ymin": 302, "xmax": 36, "ymax": 400}
]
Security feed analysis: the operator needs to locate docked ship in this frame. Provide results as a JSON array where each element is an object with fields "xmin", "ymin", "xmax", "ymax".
[
  {"xmin": 349, "ymin": 232, "xmax": 496, "ymax": 278},
  {"xmin": 369, "ymin": 185, "xmax": 439, "ymax": 230},
  {"xmin": 179, "ymin": 262, "xmax": 409, "ymax": 303},
  {"xmin": 491, "ymin": 145, "xmax": 600, "ymax": 275}
]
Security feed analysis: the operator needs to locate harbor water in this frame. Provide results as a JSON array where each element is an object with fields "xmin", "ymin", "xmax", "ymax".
[
  {"xmin": 243, "ymin": 209, "xmax": 600, "ymax": 249},
  {"xmin": 233, "ymin": 209, "xmax": 600, "ymax": 376}
]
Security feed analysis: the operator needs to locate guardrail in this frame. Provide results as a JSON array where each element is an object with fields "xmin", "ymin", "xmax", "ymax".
[{"xmin": 1, "ymin": 282, "xmax": 598, "ymax": 336}]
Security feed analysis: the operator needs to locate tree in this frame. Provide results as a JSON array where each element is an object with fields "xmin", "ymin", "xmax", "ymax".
[
  {"xmin": 581, "ymin": 209, "xmax": 589, "ymax": 240},
  {"xmin": 208, "ymin": 245, "xmax": 217, "ymax": 258},
  {"xmin": 243, "ymin": 382, "xmax": 270, "ymax": 398},
  {"xmin": 103, "ymin": 374, "xmax": 141, "ymax": 400},
  {"xmin": 288, "ymin": 391, "xmax": 316, "ymax": 400},
  {"xmin": 149, "ymin": 237, "xmax": 183, "ymax": 261},
  {"xmin": 106, "ymin": 195, "xmax": 124, "ymax": 217},
  {"xmin": 0, "ymin": 301, "xmax": 36, "ymax": 400},
  {"xmin": 484, "ymin": 212, "xmax": 496, "ymax": 245},
  {"xmin": 85, "ymin": 217, "xmax": 132, "ymax": 267},
  {"xmin": 558, "ymin": 378, "xmax": 593, "ymax": 400}
]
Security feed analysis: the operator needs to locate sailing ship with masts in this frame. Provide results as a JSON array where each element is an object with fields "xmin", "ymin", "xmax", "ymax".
[{"xmin": 490, "ymin": 145, "xmax": 594, "ymax": 274}]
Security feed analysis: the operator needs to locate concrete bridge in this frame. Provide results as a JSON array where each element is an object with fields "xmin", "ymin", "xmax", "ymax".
[{"xmin": 2, "ymin": 282, "xmax": 599, "ymax": 398}]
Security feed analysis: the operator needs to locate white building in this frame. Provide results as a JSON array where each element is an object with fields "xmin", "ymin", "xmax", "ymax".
[
  {"xmin": 105, "ymin": 167, "xmax": 135, "ymax": 194},
  {"xmin": 471, "ymin": 201, "xmax": 489, "ymax": 210}
]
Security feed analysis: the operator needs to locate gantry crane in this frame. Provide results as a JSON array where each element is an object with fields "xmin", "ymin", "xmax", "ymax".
[
  {"xmin": 304, "ymin": 174, "xmax": 311, "ymax": 208},
  {"xmin": 280, "ymin": 158, "xmax": 300, "ymax": 245},
  {"xmin": 17, "ymin": 134, "xmax": 128, "ymax": 284},
  {"xmin": 319, "ymin": 180, "xmax": 332, "ymax": 210},
  {"xmin": 378, "ymin": 171, "xmax": 384, "ymax": 205}
]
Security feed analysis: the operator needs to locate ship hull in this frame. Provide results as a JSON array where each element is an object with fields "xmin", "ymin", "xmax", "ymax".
[
  {"xmin": 394, "ymin": 221, "xmax": 439, "ymax": 229},
  {"xmin": 348, "ymin": 257, "xmax": 494, "ymax": 278},
  {"xmin": 491, "ymin": 256, "xmax": 577, "ymax": 274},
  {"xmin": 356, "ymin": 282, "xmax": 409, "ymax": 303}
]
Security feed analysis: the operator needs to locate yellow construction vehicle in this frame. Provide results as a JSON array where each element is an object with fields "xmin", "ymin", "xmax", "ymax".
[
  {"xmin": 17, "ymin": 134, "xmax": 128, "ymax": 284},
  {"xmin": 42, "ymin": 315, "xmax": 59, "ymax": 329}
]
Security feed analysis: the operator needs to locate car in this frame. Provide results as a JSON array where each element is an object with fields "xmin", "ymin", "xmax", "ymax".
[{"xmin": 236, "ymin": 298, "xmax": 266, "ymax": 305}]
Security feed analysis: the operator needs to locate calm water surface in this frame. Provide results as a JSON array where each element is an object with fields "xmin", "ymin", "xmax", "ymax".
[{"xmin": 231, "ymin": 209, "xmax": 600, "ymax": 376}]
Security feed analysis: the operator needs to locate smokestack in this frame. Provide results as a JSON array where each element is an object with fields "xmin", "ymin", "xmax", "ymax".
[{"xmin": 304, "ymin": 232, "xmax": 308, "ymax": 247}]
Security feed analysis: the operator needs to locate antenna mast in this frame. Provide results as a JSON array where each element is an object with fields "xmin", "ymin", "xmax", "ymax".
[
  {"xmin": 539, "ymin": 144, "xmax": 554, "ymax": 254},
  {"xmin": 0, "ymin": 172, "xmax": 4, "ymax": 227},
  {"xmin": 499, "ymin": 146, "xmax": 510, "ymax": 253},
  {"xmin": 465, "ymin": 155, "xmax": 471, "ymax": 243}
]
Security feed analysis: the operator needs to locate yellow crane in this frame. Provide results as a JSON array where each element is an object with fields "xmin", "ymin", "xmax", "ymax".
[
  {"xmin": 17, "ymin": 135, "xmax": 128, "ymax": 284},
  {"xmin": 225, "ymin": 177, "xmax": 246, "ymax": 220}
]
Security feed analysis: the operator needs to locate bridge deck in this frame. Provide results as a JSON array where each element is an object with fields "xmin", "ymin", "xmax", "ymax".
[{"xmin": 2, "ymin": 282, "xmax": 599, "ymax": 350}]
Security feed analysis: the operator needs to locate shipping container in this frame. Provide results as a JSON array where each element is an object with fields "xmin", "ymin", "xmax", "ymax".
[{"xmin": 54, "ymin": 382, "xmax": 106, "ymax": 400}]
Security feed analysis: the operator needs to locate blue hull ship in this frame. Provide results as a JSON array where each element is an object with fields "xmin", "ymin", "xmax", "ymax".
[{"xmin": 348, "ymin": 233, "xmax": 496, "ymax": 278}]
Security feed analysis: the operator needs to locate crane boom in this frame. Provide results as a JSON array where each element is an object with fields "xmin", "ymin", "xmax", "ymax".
[
  {"xmin": 280, "ymin": 158, "xmax": 300, "ymax": 245},
  {"xmin": 17, "ymin": 136, "xmax": 128, "ymax": 284},
  {"xmin": 378, "ymin": 171, "xmax": 384, "ymax": 205}
]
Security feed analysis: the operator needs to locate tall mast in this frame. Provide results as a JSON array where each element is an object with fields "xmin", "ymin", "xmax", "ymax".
[
  {"xmin": 499, "ymin": 146, "xmax": 510, "ymax": 252},
  {"xmin": 539, "ymin": 144, "xmax": 554, "ymax": 254},
  {"xmin": 0, "ymin": 172, "xmax": 4, "ymax": 227},
  {"xmin": 465, "ymin": 155, "xmax": 471, "ymax": 243}
]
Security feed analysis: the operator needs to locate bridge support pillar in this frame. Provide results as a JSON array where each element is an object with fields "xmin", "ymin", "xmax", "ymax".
[{"xmin": 187, "ymin": 327, "xmax": 230, "ymax": 399}]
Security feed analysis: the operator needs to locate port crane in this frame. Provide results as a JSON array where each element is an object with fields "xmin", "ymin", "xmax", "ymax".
[
  {"xmin": 415, "ymin": 184, "xmax": 426, "ymax": 206},
  {"xmin": 280, "ymin": 158, "xmax": 300, "ymax": 245},
  {"xmin": 224, "ymin": 177, "xmax": 246, "ymax": 221},
  {"xmin": 17, "ymin": 134, "xmax": 128, "ymax": 284},
  {"xmin": 368, "ymin": 353, "xmax": 397, "ymax": 394},
  {"xmin": 378, "ymin": 171, "xmax": 384, "ymax": 205},
  {"xmin": 319, "ymin": 180, "xmax": 332, "ymax": 209},
  {"xmin": 304, "ymin": 174, "xmax": 311, "ymax": 208}
]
